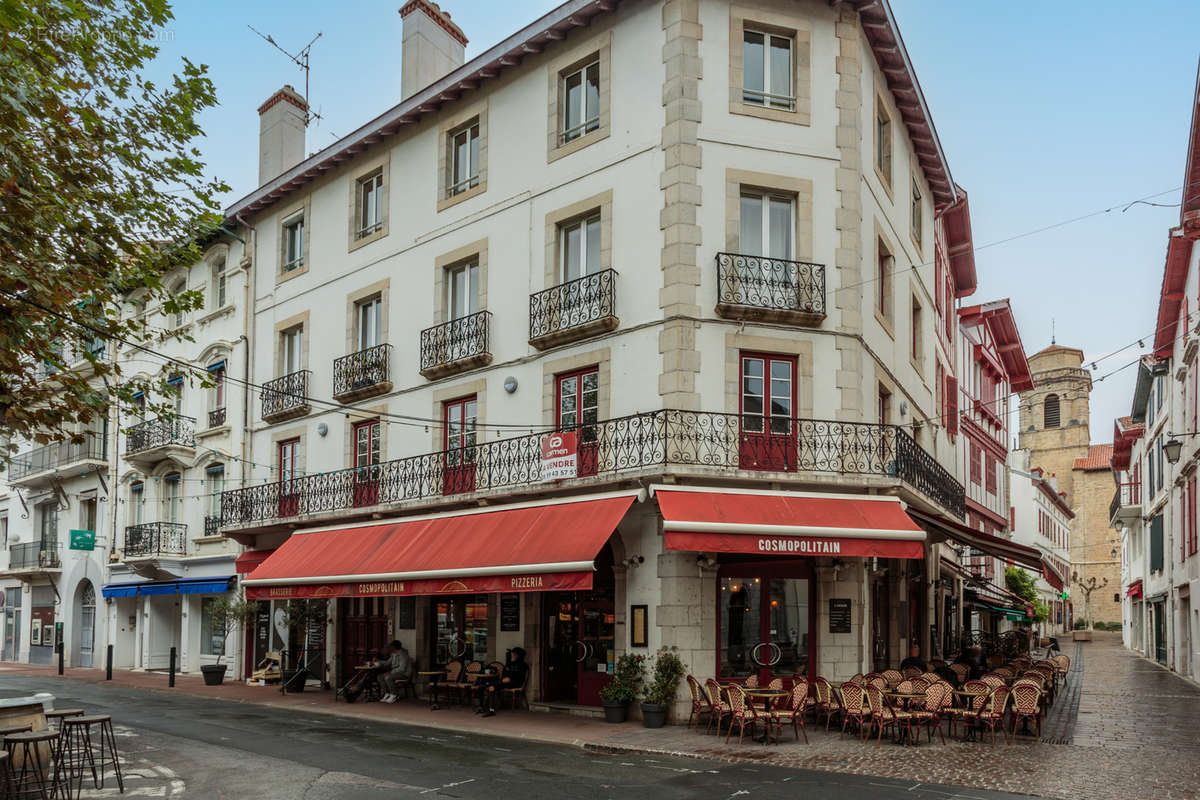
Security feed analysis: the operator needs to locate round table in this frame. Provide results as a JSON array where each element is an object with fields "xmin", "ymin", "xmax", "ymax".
[
  {"xmin": 742, "ymin": 689, "xmax": 789, "ymax": 744},
  {"xmin": 950, "ymin": 689, "xmax": 989, "ymax": 741},
  {"xmin": 418, "ymin": 671, "xmax": 446, "ymax": 710},
  {"xmin": 883, "ymin": 691, "xmax": 926, "ymax": 745}
]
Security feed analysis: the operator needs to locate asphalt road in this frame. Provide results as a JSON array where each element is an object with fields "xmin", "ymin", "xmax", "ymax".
[{"xmin": 1, "ymin": 676, "xmax": 1048, "ymax": 799}]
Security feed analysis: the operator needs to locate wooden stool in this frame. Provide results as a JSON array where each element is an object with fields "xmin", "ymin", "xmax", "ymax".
[
  {"xmin": 3, "ymin": 730, "xmax": 60, "ymax": 800},
  {"xmin": 59, "ymin": 715, "xmax": 123, "ymax": 798},
  {"xmin": 0, "ymin": 724, "xmax": 33, "ymax": 742},
  {"xmin": 0, "ymin": 751, "xmax": 17, "ymax": 799},
  {"xmin": 43, "ymin": 709, "xmax": 84, "ymax": 731}
]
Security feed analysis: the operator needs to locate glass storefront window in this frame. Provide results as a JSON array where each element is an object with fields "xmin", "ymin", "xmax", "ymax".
[
  {"xmin": 719, "ymin": 577, "xmax": 762, "ymax": 678},
  {"xmin": 435, "ymin": 595, "xmax": 489, "ymax": 664},
  {"xmin": 200, "ymin": 597, "xmax": 224, "ymax": 656},
  {"xmin": 718, "ymin": 573, "xmax": 811, "ymax": 681},
  {"xmin": 767, "ymin": 578, "xmax": 808, "ymax": 677}
]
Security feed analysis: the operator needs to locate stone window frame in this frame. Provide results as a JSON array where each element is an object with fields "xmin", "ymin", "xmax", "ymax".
[
  {"xmin": 277, "ymin": 197, "xmax": 311, "ymax": 284},
  {"xmin": 541, "ymin": 347, "xmax": 612, "ymax": 426},
  {"xmin": 723, "ymin": 168, "xmax": 813, "ymax": 258},
  {"xmin": 431, "ymin": 378, "xmax": 487, "ymax": 452},
  {"xmin": 909, "ymin": 282, "xmax": 924, "ymax": 376},
  {"xmin": 543, "ymin": 190, "xmax": 614, "ymax": 288},
  {"xmin": 873, "ymin": 91, "xmax": 894, "ymax": 200},
  {"xmin": 728, "ymin": 5, "xmax": 811, "ymax": 126},
  {"xmin": 344, "ymin": 279, "xmax": 391, "ymax": 356},
  {"xmin": 348, "ymin": 151, "xmax": 391, "ymax": 252},
  {"xmin": 437, "ymin": 99, "xmax": 489, "ymax": 212},
  {"xmin": 271, "ymin": 425, "xmax": 307, "ymax": 478},
  {"xmin": 874, "ymin": 223, "xmax": 895, "ymax": 339},
  {"xmin": 273, "ymin": 310, "xmax": 310, "ymax": 377},
  {"xmin": 722, "ymin": 332, "xmax": 813, "ymax": 418},
  {"xmin": 203, "ymin": 244, "xmax": 232, "ymax": 312},
  {"xmin": 343, "ymin": 404, "xmax": 390, "ymax": 470},
  {"xmin": 546, "ymin": 31, "xmax": 612, "ymax": 163},
  {"xmin": 909, "ymin": 169, "xmax": 924, "ymax": 253},
  {"xmin": 432, "ymin": 239, "xmax": 489, "ymax": 326}
]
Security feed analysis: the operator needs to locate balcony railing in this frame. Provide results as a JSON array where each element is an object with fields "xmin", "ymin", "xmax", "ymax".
[
  {"xmin": 420, "ymin": 311, "xmax": 492, "ymax": 378},
  {"xmin": 8, "ymin": 435, "xmax": 107, "ymax": 482},
  {"xmin": 222, "ymin": 410, "xmax": 963, "ymax": 527},
  {"xmin": 126, "ymin": 416, "xmax": 195, "ymax": 455},
  {"xmin": 715, "ymin": 252, "xmax": 826, "ymax": 321},
  {"xmin": 261, "ymin": 370, "xmax": 311, "ymax": 422},
  {"xmin": 1109, "ymin": 480, "xmax": 1141, "ymax": 524},
  {"xmin": 529, "ymin": 269, "xmax": 618, "ymax": 348},
  {"xmin": 124, "ymin": 522, "xmax": 187, "ymax": 558},
  {"xmin": 7, "ymin": 540, "xmax": 60, "ymax": 571},
  {"xmin": 203, "ymin": 515, "xmax": 221, "ymax": 537},
  {"xmin": 208, "ymin": 407, "xmax": 227, "ymax": 428},
  {"xmin": 333, "ymin": 343, "xmax": 392, "ymax": 399}
]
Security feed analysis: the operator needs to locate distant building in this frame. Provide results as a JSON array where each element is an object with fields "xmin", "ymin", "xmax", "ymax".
[{"xmin": 1009, "ymin": 450, "xmax": 1072, "ymax": 637}]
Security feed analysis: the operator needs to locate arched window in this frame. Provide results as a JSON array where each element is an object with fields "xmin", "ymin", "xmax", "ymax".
[{"xmin": 1044, "ymin": 393, "xmax": 1061, "ymax": 429}]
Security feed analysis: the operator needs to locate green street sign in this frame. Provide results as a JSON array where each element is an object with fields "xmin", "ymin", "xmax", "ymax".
[{"xmin": 69, "ymin": 529, "xmax": 95, "ymax": 551}]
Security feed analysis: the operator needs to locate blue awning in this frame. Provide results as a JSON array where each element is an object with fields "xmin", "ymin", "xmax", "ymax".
[{"xmin": 101, "ymin": 576, "xmax": 233, "ymax": 598}]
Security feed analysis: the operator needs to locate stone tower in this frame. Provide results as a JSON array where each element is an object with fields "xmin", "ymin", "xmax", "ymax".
[{"xmin": 1017, "ymin": 345, "xmax": 1092, "ymax": 499}]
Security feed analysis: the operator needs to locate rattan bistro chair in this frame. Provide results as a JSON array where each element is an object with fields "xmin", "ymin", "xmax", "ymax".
[
  {"xmin": 865, "ymin": 684, "xmax": 912, "ymax": 746},
  {"xmin": 976, "ymin": 686, "xmax": 1011, "ymax": 746},
  {"xmin": 911, "ymin": 682, "xmax": 950, "ymax": 745},
  {"xmin": 705, "ymin": 678, "xmax": 730, "ymax": 736},
  {"xmin": 685, "ymin": 676, "xmax": 712, "ymax": 731},
  {"xmin": 770, "ymin": 680, "xmax": 810, "ymax": 744},
  {"xmin": 948, "ymin": 679, "xmax": 990, "ymax": 740},
  {"xmin": 725, "ymin": 684, "xmax": 774, "ymax": 746},
  {"xmin": 839, "ymin": 682, "xmax": 868, "ymax": 740},
  {"xmin": 1010, "ymin": 680, "xmax": 1044, "ymax": 739},
  {"xmin": 812, "ymin": 677, "xmax": 838, "ymax": 731}
]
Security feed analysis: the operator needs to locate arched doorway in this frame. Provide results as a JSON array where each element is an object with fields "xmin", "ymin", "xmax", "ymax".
[{"xmin": 77, "ymin": 581, "xmax": 96, "ymax": 668}]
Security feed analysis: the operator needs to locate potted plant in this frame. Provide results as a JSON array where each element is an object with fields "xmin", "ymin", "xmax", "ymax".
[
  {"xmin": 641, "ymin": 647, "xmax": 687, "ymax": 729},
  {"xmin": 599, "ymin": 653, "xmax": 644, "ymax": 723},
  {"xmin": 201, "ymin": 597, "xmax": 258, "ymax": 686}
]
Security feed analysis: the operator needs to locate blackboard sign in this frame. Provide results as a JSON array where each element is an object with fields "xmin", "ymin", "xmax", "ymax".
[
  {"xmin": 829, "ymin": 598, "xmax": 852, "ymax": 634},
  {"xmin": 396, "ymin": 597, "xmax": 416, "ymax": 630},
  {"xmin": 500, "ymin": 593, "xmax": 520, "ymax": 632}
]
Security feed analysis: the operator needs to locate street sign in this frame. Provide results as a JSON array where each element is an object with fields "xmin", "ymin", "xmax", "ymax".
[
  {"xmin": 69, "ymin": 529, "xmax": 96, "ymax": 551},
  {"xmin": 540, "ymin": 432, "xmax": 577, "ymax": 481}
]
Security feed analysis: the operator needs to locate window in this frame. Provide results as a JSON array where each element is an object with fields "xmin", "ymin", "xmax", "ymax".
[
  {"xmin": 356, "ymin": 171, "xmax": 384, "ymax": 238},
  {"xmin": 449, "ymin": 122, "xmax": 480, "ymax": 196},
  {"xmin": 875, "ymin": 96, "xmax": 892, "ymax": 186},
  {"xmin": 739, "ymin": 191, "xmax": 793, "ymax": 259},
  {"xmin": 911, "ymin": 296, "xmax": 922, "ymax": 365},
  {"xmin": 278, "ymin": 439, "xmax": 300, "ymax": 495},
  {"xmin": 561, "ymin": 58, "xmax": 600, "ymax": 143},
  {"xmin": 282, "ymin": 214, "xmax": 305, "ymax": 272},
  {"xmin": 742, "ymin": 30, "xmax": 793, "ymax": 110},
  {"xmin": 970, "ymin": 443, "xmax": 982, "ymax": 486},
  {"xmin": 354, "ymin": 419, "xmax": 381, "ymax": 471},
  {"xmin": 211, "ymin": 259, "xmax": 226, "ymax": 308},
  {"xmin": 281, "ymin": 326, "xmax": 303, "ymax": 374},
  {"xmin": 877, "ymin": 238, "xmax": 892, "ymax": 322},
  {"xmin": 356, "ymin": 295, "xmax": 383, "ymax": 350},
  {"xmin": 741, "ymin": 354, "xmax": 795, "ymax": 435},
  {"xmin": 1150, "ymin": 513, "xmax": 1164, "ymax": 572},
  {"xmin": 1043, "ymin": 394, "xmax": 1060, "ymax": 429},
  {"xmin": 164, "ymin": 474, "xmax": 181, "ymax": 523},
  {"xmin": 0, "ymin": 516, "xmax": 6, "ymax": 548},
  {"xmin": 443, "ymin": 396, "xmax": 478, "ymax": 479},
  {"xmin": 556, "ymin": 367, "xmax": 599, "ymax": 441},
  {"xmin": 169, "ymin": 279, "xmax": 186, "ymax": 328},
  {"xmin": 130, "ymin": 483, "xmax": 144, "ymax": 526},
  {"xmin": 945, "ymin": 374, "xmax": 959, "ymax": 439},
  {"xmin": 209, "ymin": 363, "xmax": 225, "ymax": 413},
  {"xmin": 559, "ymin": 213, "xmax": 601, "ymax": 282},
  {"xmin": 446, "ymin": 260, "xmax": 479, "ymax": 320},
  {"xmin": 1191, "ymin": 476, "xmax": 1199, "ymax": 557},
  {"xmin": 39, "ymin": 503, "xmax": 58, "ymax": 544},
  {"xmin": 167, "ymin": 376, "xmax": 183, "ymax": 415},
  {"xmin": 200, "ymin": 597, "xmax": 225, "ymax": 656},
  {"xmin": 911, "ymin": 179, "xmax": 923, "ymax": 245},
  {"xmin": 985, "ymin": 454, "xmax": 997, "ymax": 495},
  {"xmin": 82, "ymin": 498, "xmax": 97, "ymax": 534},
  {"xmin": 878, "ymin": 384, "xmax": 891, "ymax": 425},
  {"xmin": 206, "ymin": 466, "xmax": 224, "ymax": 521}
]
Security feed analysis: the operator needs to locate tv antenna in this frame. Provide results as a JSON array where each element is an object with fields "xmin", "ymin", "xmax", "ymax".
[{"xmin": 248, "ymin": 25, "xmax": 324, "ymax": 127}]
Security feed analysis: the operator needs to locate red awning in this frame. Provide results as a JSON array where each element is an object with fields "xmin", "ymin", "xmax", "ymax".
[
  {"xmin": 235, "ymin": 549, "xmax": 276, "ymax": 575},
  {"xmin": 242, "ymin": 492, "xmax": 638, "ymax": 600},
  {"xmin": 654, "ymin": 486, "xmax": 926, "ymax": 560},
  {"xmin": 1126, "ymin": 579, "xmax": 1144, "ymax": 599},
  {"xmin": 907, "ymin": 509, "xmax": 1042, "ymax": 570},
  {"xmin": 1041, "ymin": 560, "xmax": 1064, "ymax": 591}
]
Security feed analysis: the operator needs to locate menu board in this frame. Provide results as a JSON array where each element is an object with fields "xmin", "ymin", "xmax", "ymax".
[
  {"xmin": 828, "ymin": 598, "xmax": 852, "ymax": 634},
  {"xmin": 500, "ymin": 593, "xmax": 520, "ymax": 632},
  {"xmin": 396, "ymin": 597, "xmax": 416, "ymax": 630}
]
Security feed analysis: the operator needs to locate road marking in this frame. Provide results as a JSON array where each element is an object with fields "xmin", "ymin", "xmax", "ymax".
[{"xmin": 419, "ymin": 778, "xmax": 477, "ymax": 794}]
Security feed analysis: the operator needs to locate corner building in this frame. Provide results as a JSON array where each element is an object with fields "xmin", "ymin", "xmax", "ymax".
[{"xmin": 221, "ymin": 0, "xmax": 984, "ymax": 713}]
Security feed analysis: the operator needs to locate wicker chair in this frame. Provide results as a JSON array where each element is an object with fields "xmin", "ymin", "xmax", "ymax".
[
  {"xmin": 909, "ymin": 676, "xmax": 930, "ymax": 691},
  {"xmin": 839, "ymin": 682, "xmax": 868, "ymax": 740},
  {"xmin": 744, "ymin": 674, "xmax": 760, "ymax": 689},
  {"xmin": 948, "ymin": 679, "xmax": 989, "ymax": 739},
  {"xmin": 685, "ymin": 676, "xmax": 712, "ymax": 730},
  {"xmin": 981, "ymin": 675, "xmax": 1005, "ymax": 690},
  {"xmin": 865, "ymin": 684, "xmax": 912, "ymax": 746},
  {"xmin": 882, "ymin": 669, "xmax": 904, "ymax": 686},
  {"xmin": 976, "ymin": 685, "xmax": 1011, "ymax": 746},
  {"xmin": 949, "ymin": 663, "xmax": 969, "ymax": 684},
  {"xmin": 1009, "ymin": 680, "xmax": 1043, "ymax": 740},
  {"xmin": 813, "ymin": 677, "xmax": 838, "ymax": 730},
  {"xmin": 1052, "ymin": 653, "xmax": 1070, "ymax": 682},
  {"xmin": 455, "ymin": 660, "xmax": 483, "ymax": 703},
  {"xmin": 726, "ymin": 684, "xmax": 774, "ymax": 745},
  {"xmin": 705, "ymin": 679, "xmax": 730, "ymax": 736},
  {"xmin": 849, "ymin": 673, "xmax": 865, "ymax": 684},
  {"xmin": 437, "ymin": 660, "xmax": 463, "ymax": 705},
  {"xmin": 770, "ymin": 680, "xmax": 810, "ymax": 744},
  {"xmin": 895, "ymin": 679, "xmax": 916, "ymax": 695},
  {"xmin": 911, "ymin": 682, "xmax": 950, "ymax": 744},
  {"xmin": 994, "ymin": 666, "xmax": 1014, "ymax": 679},
  {"xmin": 920, "ymin": 671, "xmax": 941, "ymax": 685},
  {"xmin": 867, "ymin": 676, "xmax": 887, "ymax": 691},
  {"xmin": 929, "ymin": 659, "xmax": 946, "ymax": 670},
  {"xmin": 900, "ymin": 666, "xmax": 922, "ymax": 680}
]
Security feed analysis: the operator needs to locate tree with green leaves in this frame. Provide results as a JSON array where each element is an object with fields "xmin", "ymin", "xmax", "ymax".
[
  {"xmin": 1005, "ymin": 565, "xmax": 1049, "ymax": 624},
  {"xmin": 0, "ymin": 0, "xmax": 227, "ymax": 458}
]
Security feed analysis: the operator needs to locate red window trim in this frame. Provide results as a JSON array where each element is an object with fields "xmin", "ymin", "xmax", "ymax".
[
  {"xmin": 442, "ymin": 395, "xmax": 477, "ymax": 451},
  {"xmin": 969, "ymin": 441, "xmax": 982, "ymax": 485},
  {"xmin": 554, "ymin": 366, "xmax": 600, "ymax": 430},
  {"xmin": 353, "ymin": 418, "xmax": 380, "ymax": 467},
  {"xmin": 738, "ymin": 351, "xmax": 798, "ymax": 423}
]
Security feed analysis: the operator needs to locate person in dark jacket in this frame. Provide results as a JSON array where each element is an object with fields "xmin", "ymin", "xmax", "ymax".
[{"xmin": 477, "ymin": 648, "xmax": 529, "ymax": 717}]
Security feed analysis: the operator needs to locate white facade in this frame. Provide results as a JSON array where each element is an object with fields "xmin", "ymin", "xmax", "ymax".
[{"xmin": 1009, "ymin": 449, "xmax": 1071, "ymax": 637}]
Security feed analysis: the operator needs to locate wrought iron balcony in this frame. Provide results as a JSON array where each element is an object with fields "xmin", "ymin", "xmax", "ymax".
[
  {"xmin": 529, "ymin": 269, "xmax": 618, "ymax": 349},
  {"xmin": 419, "ymin": 311, "xmax": 491, "ymax": 379},
  {"xmin": 222, "ymin": 410, "xmax": 963, "ymax": 528},
  {"xmin": 208, "ymin": 407, "xmax": 227, "ymax": 428},
  {"xmin": 8, "ymin": 435, "xmax": 107, "ymax": 485},
  {"xmin": 261, "ymin": 370, "xmax": 311, "ymax": 423},
  {"xmin": 1109, "ymin": 480, "xmax": 1141, "ymax": 527},
  {"xmin": 333, "ymin": 343, "xmax": 393, "ymax": 401},
  {"xmin": 203, "ymin": 515, "xmax": 221, "ymax": 537},
  {"xmin": 124, "ymin": 522, "xmax": 187, "ymax": 558},
  {"xmin": 125, "ymin": 416, "xmax": 195, "ymax": 458},
  {"xmin": 7, "ymin": 540, "xmax": 60, "ymax": 572},
  {"xmin": 715, "ymin": 252, "xmax": 826, "ymax": 324}
]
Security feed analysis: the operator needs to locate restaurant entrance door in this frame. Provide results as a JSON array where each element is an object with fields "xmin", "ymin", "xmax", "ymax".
[
  {"xmin": 543, "ymin": 545, "xmax": 615, "ymax": 706},
  {"xmin": 717, "ymin": 561, "xmax": 814, "ymax": 685},
  {"xmin": 339, "ymin": 597, "xmax": 389, "ymax": 671}
]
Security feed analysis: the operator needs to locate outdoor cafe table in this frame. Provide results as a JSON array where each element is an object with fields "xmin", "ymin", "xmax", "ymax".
[
  {"xmin": 419, "ymin": 670, "xmax": 446, "ymax": 710},
  {"xmin": 883, "ymin": 691, "xmax": 926, "ymax": 745},
  {"xmin": 742, "ymin": 688, "xmax": 789, "ymax": 744},
  {"xmin": 951, "ymin": 689, "xmax": 987, "ymax": 741}
]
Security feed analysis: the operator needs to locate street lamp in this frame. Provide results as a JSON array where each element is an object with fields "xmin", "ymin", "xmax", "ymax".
[{"xmin": 1164, "ymin": 437, "xmax": 1184, "ymax": 464}]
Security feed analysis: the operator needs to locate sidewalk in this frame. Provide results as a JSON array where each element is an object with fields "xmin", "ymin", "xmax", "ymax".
[{"xmin": 4, "ymin": 634, "xmax": 1198, "ymax": 800}]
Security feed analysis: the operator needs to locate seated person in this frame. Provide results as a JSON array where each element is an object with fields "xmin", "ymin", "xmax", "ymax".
[
  {"xmin": 477, "ymin": 647, "xmax": 529, "ymax": 718},
  {"xmin": 898, "ymin": 644, "xmax": 927, "ymax": 673},
  {"xmin": 377, "ymin": 641, "xmax": 414, "ymax": 704}
]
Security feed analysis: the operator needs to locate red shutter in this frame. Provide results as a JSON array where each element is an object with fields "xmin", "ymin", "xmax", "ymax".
[
  {"xmin": 985, "ymin": 454, "xmax": 997, "ymax": 494},
  {"xmin": 970, "ymin": 443, "xmax": 982, "ymax": 485},
  {"xmin": 945, "ymin": 375, "xmax": 959, "ymax": 438}
]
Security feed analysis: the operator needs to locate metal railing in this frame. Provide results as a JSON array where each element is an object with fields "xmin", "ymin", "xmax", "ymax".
[
  {"xmin": 529, "ymin": 269, "xmax": 617, "ymax": 342},
  {"xmin": 333, "ymin": 343, "xmax": 392, "ymax": 397},
  {"xmin": 8, "ymin": 435, "xmax": 107, "ymax": 481},
  {"xmin": 420, "ymin": 311, "xmax": 491, "ymax": 373},
  {"xmin": 203, "ymin": 515, "xmax": 221, "ymax": 537},
  {"xmin": 7, "ymin": 540, "xmax": 60, "ymax": 570},
  {"xmin": 124, "ymin": 522, "xmax": 187, "ymax": 558},
  {"xmin": 126, "ymin": 416, "xmax": 195, "ymax": 455},
  {"xmin": 222, "ymin": 410, "xmax": 963, "ymax": 527},
  {"xmin": 261, "ymin": 370, "xmax": 311, "ymax": 419},
  {"xmin": 716, "ymin": 252, "xmax": 825, "ymax": 317},
  {"xmin": 208, "ymin": 407, "xmax": 227, "ymax": 428},
  {"xmin": 1109, "ymin": 480, "xmax": 1141, "ymax": 522}
]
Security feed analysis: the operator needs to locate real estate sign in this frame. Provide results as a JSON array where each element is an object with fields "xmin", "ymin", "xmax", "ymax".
[
  {"xmin": 540, "ymin": 431, "xmax": 577, "ymax": 481},
  {"xmin": 69, "ymin": 529, "xmax": 96, "ymax": 551}
]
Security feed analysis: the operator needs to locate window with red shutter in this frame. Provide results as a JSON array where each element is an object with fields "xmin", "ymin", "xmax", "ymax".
[
  {"xmin": 970, "ymin": 442, "xmax": 981, "ymax": 485},
  {"xmin": 945, "ymin": 375, "xmax": 959, "ymax": 439},
  {"xmin": 985, "ymin": 453, "xmax": 997, "ymax": 495}
]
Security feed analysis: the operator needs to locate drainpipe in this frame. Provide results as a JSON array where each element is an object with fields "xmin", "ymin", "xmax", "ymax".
[{"xmin": 234, "ymin": 212, "xmax": 255, "ymax": 682}]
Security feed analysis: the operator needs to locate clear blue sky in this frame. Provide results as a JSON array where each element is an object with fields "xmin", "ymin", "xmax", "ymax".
[{"xmin": 151, "ymin": 1, "xmax": 1200, "ymax": 443}]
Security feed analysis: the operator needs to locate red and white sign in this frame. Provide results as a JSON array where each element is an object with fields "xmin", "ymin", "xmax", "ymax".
[{"xmin": 541, "ymin": 431, "xmax": 577, "ymax": 481}]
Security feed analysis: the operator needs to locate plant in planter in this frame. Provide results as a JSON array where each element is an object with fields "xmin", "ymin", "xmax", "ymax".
[
  {"xmin": 201, "ymin": 597, "xmax": 258, "ymax": 686},
  {"xmin": 599, "ymin": 653, "xmax": 645, "ymax": 723},
  {"xmin": 641, "ymin": 647, "xmax": 687, "ymax": 729}
]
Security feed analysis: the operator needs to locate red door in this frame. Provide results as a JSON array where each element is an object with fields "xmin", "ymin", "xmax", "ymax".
[
  {"xmin": 738, "ymin": 353, "xmax": 797, "ymax": 471},
  {"xmin": 352, "ymin": 419, "xmax": 381, "ymax": 507},
  {"xmin": 442, "ymin": 396, "xmax": 477, "ymax": 495},
  {"xmin": 278, "ymin": 439, "xmax": 300, "ymax": 517},
  {"xmin": 556, "ymin": 367, "xmax": 599, "ymax": 477},
  {"xmin": 716, "ymin": 562, "xmax": 815, "ymax": 687}
]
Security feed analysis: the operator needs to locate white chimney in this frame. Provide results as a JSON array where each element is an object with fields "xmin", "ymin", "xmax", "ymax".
[
  {"xmin": 257, "ymin": 85, "xmax": 308, "ymax": 186},
  {"xmin": 399, "ymin": 0, "xmax": 468, "ymax": 101}
]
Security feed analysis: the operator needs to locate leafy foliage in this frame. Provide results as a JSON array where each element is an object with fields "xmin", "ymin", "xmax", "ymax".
[
  {"xmin": 0, "ymin": 0, "xmax": 227, "ymax": 455},
  {"xmin": 205, "ymin": 597, "xmax": 258, "ymax": 666},
  {"xmin": 1004, "ymin": 566, "xmax": 1048, "ymax": 623},
  {"xmin": 599, "ymin": 652, "xmax": 645, "ymax": 704},
  {"xmin": 642, "ymin": 647, "xmax": 687, "ymax": 706}
]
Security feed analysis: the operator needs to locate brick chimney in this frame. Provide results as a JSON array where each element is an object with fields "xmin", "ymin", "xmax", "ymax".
[
  {"xmin": 258, "ymin": 85, "xmax": 308, "ymax": 186},
  {"xmin": 399, "ymin": 0, "xmax": 467, "ymax": 101}
]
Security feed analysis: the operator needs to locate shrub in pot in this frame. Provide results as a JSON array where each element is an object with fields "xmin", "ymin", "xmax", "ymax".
[
  {"xmin": 641, "ymin": 647, "xmax": 687, "ymax": 729},
  {"xmin": 201, "ymin": 597, "xmax": 258, "ymax": 686},
  {"xmin": 599, "ymin": 653, "xmax": 645, "ymax": 723}
]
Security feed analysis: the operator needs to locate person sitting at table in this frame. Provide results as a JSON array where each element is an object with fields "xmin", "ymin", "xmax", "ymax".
[
  {"xmin": 899, "ymin": 643, "xmax": 927, "ymax": 673},
  {"xmin": 477, "ymin": 647, "xmax": 529, "ymax": 717},
  {"xmin": 378, "ymin": 641, "xmax": 413, "ymax": 704}
]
